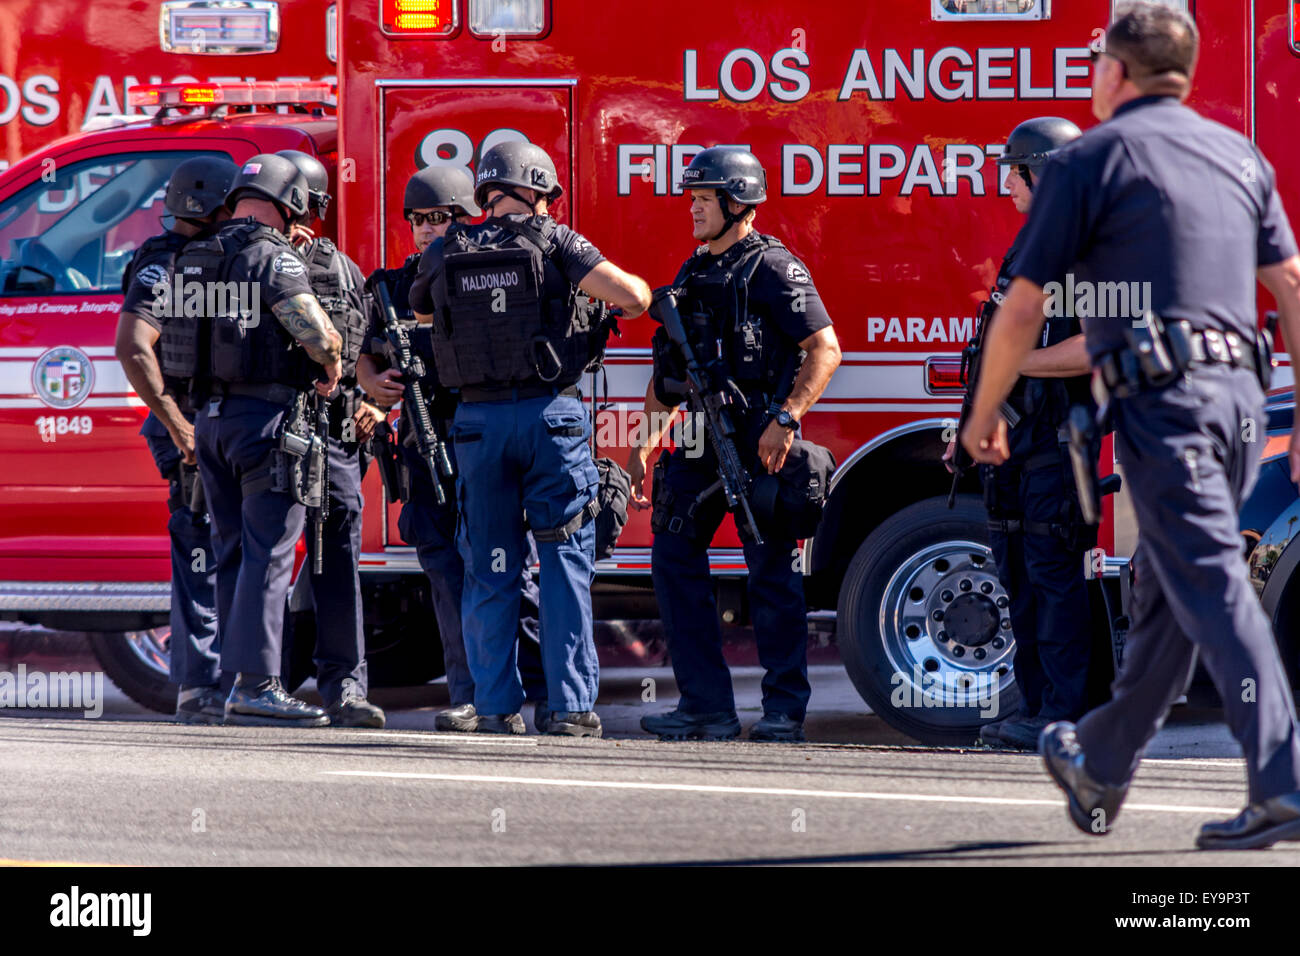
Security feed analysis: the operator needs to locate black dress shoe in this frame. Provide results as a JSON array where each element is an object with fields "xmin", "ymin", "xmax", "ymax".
[
  {"xmin": 175, "ymin": 685, "xmax": 226, "ymax": 725},
  {"xmin": 749, "ymin": 712, "xmax": 806, "ymax": 742},
  {"xmin": 435, "ymin": 702, "xmax": 480, "ymax": 732},
  {"xmin": 640, "ymin": 709, "xmax": 741, "ymax": 741},
  {"xmin": 545, "ymin": 711, "xmax": 603, "ymax": 737},
  {"xmin": 326, "ymin": 679, "xmax": 386, "ymax": 729},
  {"xmin": 224, "ymin": 677, "xmax": 329, "ymax": 727},
  {"xmin": 1040, "ymin": 721, "xmax": 1127, "ymax": 835},
  {"xmin": 476, "ymin": 713, "xmax": 526, "ymax": 735},
  {"xmin": 996, "ymin": 715, "xmax": 1051, "ymax": 751},
  {"xmin": 1196, "ymin": 791, "xmax": 1300, "ymax": 850}
]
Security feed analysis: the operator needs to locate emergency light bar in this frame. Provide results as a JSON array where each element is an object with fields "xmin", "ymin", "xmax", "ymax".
[
  {"xmin": 127, "ymin": 81, "xmax": 334, "ymax": 111},
  {"xmin": 159, "ymin": 1, "xmax": 280, "ymax": 55},
  {"xmin": 380, "ymin": 0, "xmax": 458, "ymax": 37}
]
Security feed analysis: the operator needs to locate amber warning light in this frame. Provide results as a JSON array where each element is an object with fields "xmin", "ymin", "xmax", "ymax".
[{"xmin": 381, "ymin": 0, "xmax": 456, "ymax": 37}]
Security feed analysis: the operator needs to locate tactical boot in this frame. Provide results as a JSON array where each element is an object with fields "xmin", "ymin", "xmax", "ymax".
[
  {"xmin": 532, "ymin": 701, "xmax": 550, "ymax": 734},
  {"xmin": 476, "ymin": 713, "xmax": 527, "ymax": 735},
  {"xmin": 995, "ymin": 715, "xmax": 1051, "ymax": 751},
  {"xmin": 977, "ymin": 716, "xmax": 1013, "ymax": 746},
  {"xmin": 224, "ymin": 676, "xmax": 330, "ymax": 727},
  {"xmin": 1040, "ymin": 721, "xmax": 1128, "ymax": 836},
  {"xmin": 545, "ymin": 711, "xmax": 603, "ymax": 738},
  {"xmin": 640, "ymin": 708, "xmax": 741, "ymax": 741},
  {"xmin": 749, "ymin": 712, "xmax": 806, "ymax": 742},
  {"xmin": 1196, "ymin": 792, "xmax": 1300, "ymax": 850},
  {"xmin": 174, "ymin": 685, "xmax": 226, "ymax": 726},
  {"xmin": 436, "ymin": 702, "xmax": 480, "ymax": 732},
  {"xmin": 326, "ymin": 679, "xmax": 386, "ymax": 729}
]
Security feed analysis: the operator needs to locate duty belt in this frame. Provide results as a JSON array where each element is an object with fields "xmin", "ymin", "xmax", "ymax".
[
  {"xmin": 1097, "ymin": 321, "xmax": 1259, "ymax": 399},
  {"xmin": 459, "ymin": 383, "xmax": 580, "ymax": 403},
  {"xmin": 215, "ymin": 381, "xmax": 302, "ymax": 406}
]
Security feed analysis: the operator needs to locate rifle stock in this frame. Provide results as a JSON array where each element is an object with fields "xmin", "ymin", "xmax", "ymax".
[{"xmin": 947, "ymin": 299, "xmax": 1021, "ymax": 506}]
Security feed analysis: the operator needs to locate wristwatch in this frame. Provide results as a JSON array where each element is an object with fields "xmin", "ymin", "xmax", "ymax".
[{"xmin": 768, "ymin": 404, "xmax": 797, "ymax": 430}]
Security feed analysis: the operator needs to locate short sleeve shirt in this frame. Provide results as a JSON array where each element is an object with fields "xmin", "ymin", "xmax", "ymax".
[{"xmin": 121, "ymin": 231, "xmax": 190, "ymax": 331}]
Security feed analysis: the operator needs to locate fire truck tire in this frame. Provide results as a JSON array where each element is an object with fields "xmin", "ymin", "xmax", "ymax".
[
  {"xmin": 837, "ymin": 495, "xmax": 1021, "ymax": 746},
  {"xmin": 88, "ymin": 629, "xmax": 178, "ymax": 715}
]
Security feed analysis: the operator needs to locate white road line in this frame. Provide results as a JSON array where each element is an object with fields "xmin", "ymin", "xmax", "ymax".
[
  {"xmin": 319, "ymin": 770, "xmax": 1239, "ymax": 815},
  {"xmin": 331, "ymin": 731, "xmax": 537, "ymax": 746}
]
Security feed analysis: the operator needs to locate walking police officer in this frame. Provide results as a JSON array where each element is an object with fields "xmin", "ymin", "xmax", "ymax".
[
  {"xmin": 630, "ymin": 147, "xmax": 842, "ymax": 742},
  {"xmin": 357, "ymin": 165, "xmax": 550, "ymax": 732},
  {"xmin": 411, "ymin": 142, "xmax": 651, "ymax": 736},
  {"xmin": 964, "ymin": 2, "xmax": 1300, "ymax": 849},
  {"xmin": 178, "ymin": 153, "xmax": 343, "ymax": 726},
  {"xmin": 115, "ymin": 155, "xmax": 237, "ymax": 723},
  {"xmin": 276, "ymin": 150, "xmax": 386, "ymax": 728},
  {"xmin": 953, "ymin": 116, "xmax": 1094, "ymax": 751}
]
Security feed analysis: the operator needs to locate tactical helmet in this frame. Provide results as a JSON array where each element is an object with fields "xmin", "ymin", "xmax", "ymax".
[
  {"xmin": 998, "ymin": 117, "xmax": 1083, "ymax": 172},
  {"xmin": 405, "ymin": 165, "xmax": 482, "ymax": 217},
  {"xmin": 164, "ymin": 156, "xmax": 239, "ymax": 220},
  {"xmin": 224, "ymin": 153, "xmax": 310, "ymax": 220},
  {"xmin": 276, "ymin": 149, "xmax": 331, "ymax": 217},
  {"xmin": 473, "ymin": 141, "xmax": 563, "ymax": 209},
  {"xmin": 681, "ymin": 147, "xmax": 767, "ymax": 205}
]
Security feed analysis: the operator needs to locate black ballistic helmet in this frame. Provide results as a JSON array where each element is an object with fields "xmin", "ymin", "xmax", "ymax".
[
  {"xmin": 681, "ymin": 146, "xmax": 768, "ymax": 205},
  {"xmin": 474, "ymin": 141, "xmax": 563, "ymax": 209},
  {"xmin": 276, "ymin": 149, "xmax": 331, "ymax": 218},
  {"xmin": 164, "ymin": 155, "xmax": 239, "ymax": 219},
  {"xmin": 405, "ymin": 165, "xmax": 482, "ymax": 217},
  {"xmin": 224, "ymin": 153, "xmax": 310, "ymax": 220},
  {"xmin": 998, "ymin": 116, "xmax": 1083, "ymax": 173}
]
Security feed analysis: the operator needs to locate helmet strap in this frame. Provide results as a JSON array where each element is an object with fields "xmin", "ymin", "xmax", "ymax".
[
  {"xmin": 1018, "ymin": 165, "xmax": 1034, "ymax": 191},
  {"xmin": 711, "ymin": 190, "xmax": 746, "ymax": 242},
  {"xmin": 484, "ymin": 186, "xmax": 541, "ymax": 215}
]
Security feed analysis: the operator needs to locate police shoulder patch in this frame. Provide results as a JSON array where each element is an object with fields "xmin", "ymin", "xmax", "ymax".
[
  {"xmin": 272, "ymin": 252, "xmax": 306, "ymax": 277},
  {"xmin": 786, "ymin": 260, "xmax": 810, "ymax": 284},
  {"xmin": 136, "ymin": 263, "xmax": 169, "ymax": 288}
]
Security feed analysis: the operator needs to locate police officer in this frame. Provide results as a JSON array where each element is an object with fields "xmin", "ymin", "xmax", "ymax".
[
  {"xmin": 411, "ymin": 142, "xmax": 651, "ymax": 736},
  {"xmin": 964, "ymin": 1, "xmax": 1300, "ymax": 849},
  {"xmin": 115, "ymin": 155, "xmax": 237, "ymax": 723},
  {"xmin": 179, "ymin": 153, "xmax": 343, "ymax": 726},
  {"xmin": 951, "ymin": 116, "xmax": 1093, "ymax": 751},
  {"xmin": 275, "ymin": 149, "xmax": 386, "ymax": 728},
  {"xmin": 630, "ymin": 147, "xmax": 842, "ymax": 742},
  {"xmin": 357, "ymin": 165, "xmax": 549, "ymax": 732}
]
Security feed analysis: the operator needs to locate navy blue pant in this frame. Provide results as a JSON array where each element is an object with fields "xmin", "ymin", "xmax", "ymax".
[
  {"xmin": 141, "ymin": 413, "xmax": 219, "ymax": 688},
  {"xmin": 398, "ymin": 452, "xmax": 547, "ymax": 705},
  {"xmin": 294, "ymin": 435, "xmax": 367, "ymax": 702},
  {"xmin": 984, "ymin": 422, "xmax": 1093, "ymax": 722},
  {"xmin": 1077, "ymin": 367, "xmax": 1300, "ymax": 802},
  {"xmin": 650, "ymin": 446, "xmax": 811, "ymax": 721},
  {"xmin": 451, "ymin": 393, "xmax": 599, "ymax": 715},
  {"xmin": 195, "ymin": 395, "xmax": 304, "ymax": 678}
]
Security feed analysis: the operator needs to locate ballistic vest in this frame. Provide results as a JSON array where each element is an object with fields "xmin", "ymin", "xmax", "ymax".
[
  {"xmin": 168, "ymin": 219, "xmax": 315, "ymax": 392},
  {"xmin": 124, "ymin": 230, "xmax": 190, "ymax": 400},
  {"xmin": 430, "ymin": 216, "xmax": 600, "ymax": 389},
  {"xmin": 302, "ymin": 237, "xmax": 367, "ymax": 379}
]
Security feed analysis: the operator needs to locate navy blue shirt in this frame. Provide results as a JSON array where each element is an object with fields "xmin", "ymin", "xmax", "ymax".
[{"xmin": 1013, "ymin": 96, "xmax": 1298, "ymax": 360}]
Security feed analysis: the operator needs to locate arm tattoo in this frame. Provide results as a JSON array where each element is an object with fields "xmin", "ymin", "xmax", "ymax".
[{"xmin": 272, "ymin": 294, "xmax": 342, "ymax": 364}]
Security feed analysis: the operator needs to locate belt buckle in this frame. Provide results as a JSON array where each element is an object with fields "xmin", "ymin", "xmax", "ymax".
[
  {"xmin": 1225, "ymin": 332, "xmax": 1245, "ymax": 367},
  {"xmin": 1203, "ymin": 329, "xmax": 1228, "ymax": 364}
]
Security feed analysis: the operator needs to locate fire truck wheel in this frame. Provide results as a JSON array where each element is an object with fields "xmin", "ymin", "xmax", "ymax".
[
  {"xmin": 837, "ymin": 495, "xmax": 1021, "ymax": 746},
  {"xmin": 88, "ymin": 629, "xmax": 178, "ymax": 715}
]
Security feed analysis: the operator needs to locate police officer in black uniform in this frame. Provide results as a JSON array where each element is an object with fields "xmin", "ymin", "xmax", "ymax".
[
  {"xmin": 275, "ymin": 149, "xmax": 386, "ymax": 728},
  {"xmin": 630, "ymin": 147, "xmax": 842, "ymax": 742},
  {"xmin": 964, "ymin": 2, "xmax": 1300, "ymax": 849},
  {"xmin": 954, "ymin": 117, "xmax": 1093, "ymax": 751},
  {"xmin": 411, "ymin": 142, "xmax": 651, "ymax": 736},
  {"xmin": 115, "ymin": 155, "xmax": 237, "ymax": 723},
  {"xmin": 178, "ymin": 153, "xmax": 343, "ymax": 726},
  {"xmin": 357, "ymin": 165, "xmax": 549, "ymax": 732}
]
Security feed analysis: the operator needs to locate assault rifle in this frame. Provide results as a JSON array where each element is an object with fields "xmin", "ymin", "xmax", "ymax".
[
  {"xmin": 947, "ymin": 298, "xmax": 1023, "ymax": 508},
  {"xmin": 650, "ymin": 286, "xmax": 764, "ymax": 546},
  {"xmin": 374, "ymin": 278, "xmax": 454, "ymax": 506}
]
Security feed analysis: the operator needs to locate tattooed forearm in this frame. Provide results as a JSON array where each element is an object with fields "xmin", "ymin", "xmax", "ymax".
[{"xmin": 272, "ymin": 294, "xmax": 342, "ymax": 365}]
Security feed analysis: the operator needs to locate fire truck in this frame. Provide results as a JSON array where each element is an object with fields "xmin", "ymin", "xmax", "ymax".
[
  {"xmin": 0, "ymin": 0, "xmax": 335, "ymax": 171},
  {"xmin": 1, "ymin": 0, "xmax": 1297, "ymax": 743}
]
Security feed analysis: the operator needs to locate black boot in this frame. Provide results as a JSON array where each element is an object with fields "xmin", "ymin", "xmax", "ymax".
[{"xmin": 224, "ymin": 675, "xmax": 330, "ymax": 727}]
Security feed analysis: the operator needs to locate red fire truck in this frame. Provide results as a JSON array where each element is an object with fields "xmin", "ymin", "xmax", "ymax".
[
  {"xmin": 0, "ymin": 0, "xmax": 1296, "ymax": 743},
  {"xmin": 0, "ymin": 0, "xmax": 335, "ymax": 171}
]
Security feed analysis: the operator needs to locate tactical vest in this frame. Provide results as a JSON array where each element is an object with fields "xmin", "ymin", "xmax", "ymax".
[
  {"xmin": 168, "ymin": 220, "xmax": 316, "ymax": 392},
  {"xmin": 430, "ymin": 216, "xmax": 600, "ymax": 389},
  {"xmin": 672, "ymin": 233, "xmax": 800, "ymax": 402},
  {"xmin": 303, "ymin": 237, "xmax": 367, "ymax": 379},
  {"xmin": 124, "ymin": 230, "xmax": 190, "ymax": 400}
]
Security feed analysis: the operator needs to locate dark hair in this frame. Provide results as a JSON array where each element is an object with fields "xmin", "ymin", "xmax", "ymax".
[{"xmin": 1107, "ymin": 1, "xmax": 1199, "ymax": 93}]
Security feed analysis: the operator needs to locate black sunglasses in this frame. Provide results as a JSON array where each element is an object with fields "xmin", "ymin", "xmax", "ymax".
[
  {"xmin": 1089, "ymin": 46, "xmax": 1129, "ymax": 77},
  {"xmin": 407, "ymin": 210, "xmax": 455, "ymax": 226}
]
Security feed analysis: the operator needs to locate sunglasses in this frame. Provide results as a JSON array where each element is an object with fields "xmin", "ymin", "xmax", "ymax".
[
  {"xmin": 407, "ymin": 210, "xmax": 455, "ymax": 227},
  {"xmin": 1089, "ymin": 46, "xmax": 1129, "ymax": 78}
]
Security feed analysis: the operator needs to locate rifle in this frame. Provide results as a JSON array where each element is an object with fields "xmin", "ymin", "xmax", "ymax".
[
  {"xmin": 374, "ymin": 278, "xmax": 454, "ymax": 506},
  {"xmin": 947, "ymin": 298, "xmax": 1023, "ymax": 508},
  {"xmin": 370, "ymin": 418, "xmax": 403, "ymax": 504},
  {"xmin": 650, "ymin": 286, "xmax": 764, "ymax": 545},
  {"xmin": 311, "ymin": 392, "xmax": 330, "ymax": 575},
  {"xmin": 1067, "ymin": 403, "xmax": 1122, "ymax": 526}
]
